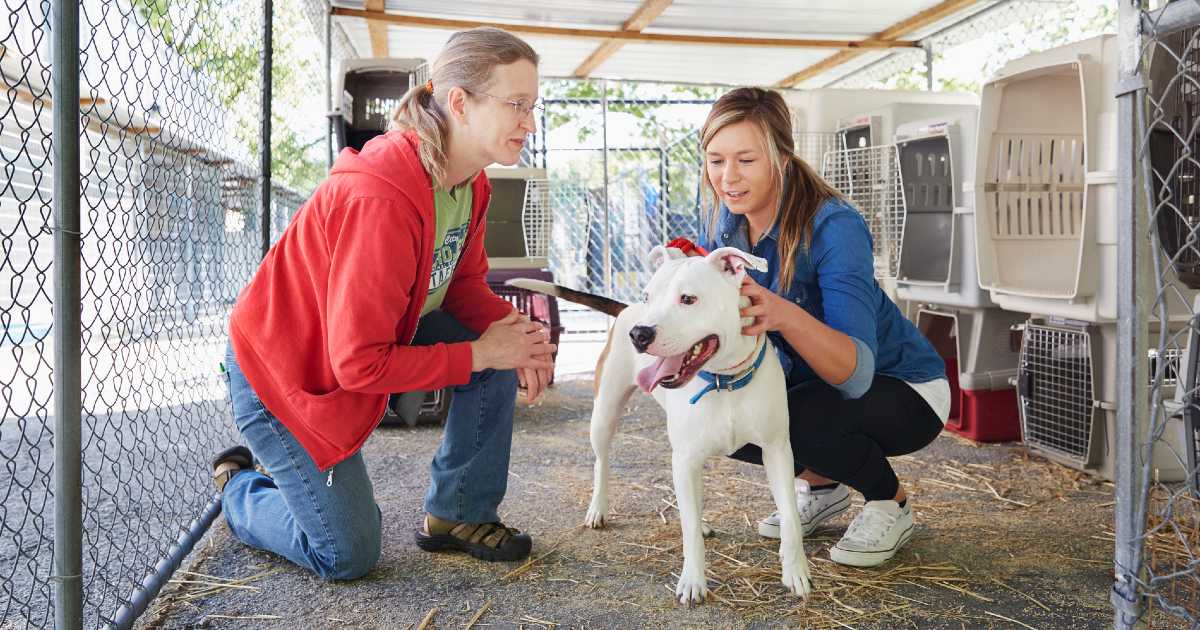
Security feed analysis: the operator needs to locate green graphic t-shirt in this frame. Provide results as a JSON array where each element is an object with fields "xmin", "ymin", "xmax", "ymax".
[{"xmin": 421, "ymin": 185, "xmax": 473, "ymax": 316}]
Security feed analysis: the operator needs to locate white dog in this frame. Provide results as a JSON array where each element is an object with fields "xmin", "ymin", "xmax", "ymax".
[{"xmin": 510, "ymin": 245, "xmax": 811, "ymax": 604}]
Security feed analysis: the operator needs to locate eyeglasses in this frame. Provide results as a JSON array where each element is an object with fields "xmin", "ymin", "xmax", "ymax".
[{"xmin": 464, "ymin": 89, "xmax": 544, "ymax": 117}]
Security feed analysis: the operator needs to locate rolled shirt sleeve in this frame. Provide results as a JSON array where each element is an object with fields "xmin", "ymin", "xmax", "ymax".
[{"xmin": 812, "ymin": 209, "xmax": 881, "ymax": 399}]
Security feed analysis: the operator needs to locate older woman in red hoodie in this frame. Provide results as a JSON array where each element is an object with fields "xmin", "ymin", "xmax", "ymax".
[{"xmin": 211, "ymin": 27, "xmax": 555, "ymax": 579}]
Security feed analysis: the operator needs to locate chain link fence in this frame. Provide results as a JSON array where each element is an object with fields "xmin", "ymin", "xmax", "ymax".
[
  {"xmin": 526, "ymin": 80, "xmax": 715, "ymax": 307},
  {"xmin": 1125, "ymin": 2, "xmax": 1200, "ymax": 627},
  {"xmin": 0, "ymin": 0, "xmax": 304, "ymax": 626}
]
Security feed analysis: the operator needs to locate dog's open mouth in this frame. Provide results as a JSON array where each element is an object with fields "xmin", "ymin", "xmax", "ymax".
[{"xmin": 635, "ymin": 334, "xmax": 720, "ymax": 393}]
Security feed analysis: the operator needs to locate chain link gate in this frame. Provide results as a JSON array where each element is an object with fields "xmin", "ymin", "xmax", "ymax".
[
  {"xmin": 0, "ymin": 0, "xmax": 304, "ymax": 626},
  {"xmin": 1119, "ymin": 1, "xmax": 1200, "ymax": 628},
  {"xmin": 526, "ymin": 79, "xmax": 716, "ymax": 308}
]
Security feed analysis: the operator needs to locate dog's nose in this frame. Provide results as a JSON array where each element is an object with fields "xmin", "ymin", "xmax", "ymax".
[{"xmin": 629, "ymin": 325, "xmax": 656, "ymax": 353}]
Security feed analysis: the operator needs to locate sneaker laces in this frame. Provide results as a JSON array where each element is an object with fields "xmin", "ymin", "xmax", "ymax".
[
  {"xmin": 842, "ymin": 504, "xmax": 898, "ymax": 547},
  {"xmin": 795, "ymin": 479, "xmax": 819, "ymax": 520}
]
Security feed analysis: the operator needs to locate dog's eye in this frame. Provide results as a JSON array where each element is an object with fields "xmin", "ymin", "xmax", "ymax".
[
  {"xmin": 642, "ymin": 292, "xmax": 650, "ymax": 303},
  {"xmin": 680, "ymin": 294, "xmax": 697, "ymax": 305}
]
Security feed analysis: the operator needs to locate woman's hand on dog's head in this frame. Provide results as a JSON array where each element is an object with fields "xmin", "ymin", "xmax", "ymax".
[{"xmin": 739, "ymin": 275, "xmax": 794, "ymax": 336}]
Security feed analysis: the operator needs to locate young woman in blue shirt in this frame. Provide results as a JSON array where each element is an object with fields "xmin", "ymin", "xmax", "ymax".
[{"xmin": 698, "ymin": 87, "xmax": 951, "ymax": 567}]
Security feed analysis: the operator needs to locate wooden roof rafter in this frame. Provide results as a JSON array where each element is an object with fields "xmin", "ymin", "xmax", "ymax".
[
  {"xmin": 573, "ymin": 0, "xmax": 673, "ymax": 78},
  {"xmin": 330, "ymin": 8, "xmax": 923, "ymax": 51},
  {"xmin": 774, "ymin": 0, "xmax": 980, "ymax": 88}
]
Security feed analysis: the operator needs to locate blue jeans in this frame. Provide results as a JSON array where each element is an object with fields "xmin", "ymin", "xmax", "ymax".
[{"xmin": 221, "ymin": 310, "xmax": 519, "ymax": 580}]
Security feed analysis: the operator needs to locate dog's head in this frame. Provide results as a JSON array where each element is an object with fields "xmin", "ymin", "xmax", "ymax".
[{"xmin": 631, "ymin": 245, "xmax": 768, "ymax": 393}]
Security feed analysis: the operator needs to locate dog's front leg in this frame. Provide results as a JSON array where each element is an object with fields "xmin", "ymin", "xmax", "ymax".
[
  {"xmin": 671, "ymin": 453, "xmax": 708, "ymax": 605},
  {"xmin": 762, "ymin": 441, "xmax": 812, "ymax": 598}
]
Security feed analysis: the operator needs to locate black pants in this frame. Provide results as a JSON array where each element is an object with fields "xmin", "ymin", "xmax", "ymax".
[{"xmin": 729, "ymin": 375, "xmax": 943, "ymax": 502}]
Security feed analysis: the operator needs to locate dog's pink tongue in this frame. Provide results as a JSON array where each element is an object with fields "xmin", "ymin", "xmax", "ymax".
[{"xmin": 636, "ymin": 353, "xmax": 686, "ymax": 393}]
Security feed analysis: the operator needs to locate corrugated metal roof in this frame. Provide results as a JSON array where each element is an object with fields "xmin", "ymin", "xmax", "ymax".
[{"xmin": 330, "ymin": 0, "xmax": 993, "ymax": 87}]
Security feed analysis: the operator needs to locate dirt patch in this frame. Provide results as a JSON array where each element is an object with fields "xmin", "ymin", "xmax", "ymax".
[{"xmin": 145, "ymin": 379, "xmax": 1116, "ymax": 629}]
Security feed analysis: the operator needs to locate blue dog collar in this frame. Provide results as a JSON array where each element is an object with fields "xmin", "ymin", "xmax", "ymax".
[{"xmin": 689, "ymin": 338, "xmax": 770, "ymax": 405}]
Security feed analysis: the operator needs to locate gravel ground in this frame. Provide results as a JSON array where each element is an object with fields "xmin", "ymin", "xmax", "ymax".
[{"xmin": 144, "ymin": 377, "xmax": 1118, "ymax": 629}]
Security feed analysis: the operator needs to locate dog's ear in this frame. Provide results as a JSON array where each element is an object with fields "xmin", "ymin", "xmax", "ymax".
[
  {"xmin": 648, "ymin": 245, "xmax": 687, "ymax": 270},
  {"xmin": 704, "ymin": 247, "xmax": 769, "ymax": 284}
]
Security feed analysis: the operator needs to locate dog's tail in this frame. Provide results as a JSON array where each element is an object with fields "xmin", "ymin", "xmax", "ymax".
[{"xmin": 504, "ymin": 278, "xmax": 628, "ymax": 317}]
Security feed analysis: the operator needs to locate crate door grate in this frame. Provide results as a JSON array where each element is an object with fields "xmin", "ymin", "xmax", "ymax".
[
  {"xmin": 521, "ymin": 179, "xmax": 552, "ymax": 259},
  {"xmin": 983, "ymin": 133, "xmax": 1085, "ymax": 241},
  {"xmin": 794, "ymin": 131, "xmax": 839, "ymax": 171},
  {"xmin": 1019, "ymin": 323, "xmax": 1095, "ymax": 463},
  {"xmin": 822, "ymin": 145, "xmax": 906, "ymax": 279}
]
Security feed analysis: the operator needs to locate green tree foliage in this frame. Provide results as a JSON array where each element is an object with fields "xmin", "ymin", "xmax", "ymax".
[
  {"xmin": 867, "ymin": 1, "xmax": 1117, "ymax": 93},
  {"xmin": 131, "ymin": 0, "xmax": 326, "ymax": 193}
]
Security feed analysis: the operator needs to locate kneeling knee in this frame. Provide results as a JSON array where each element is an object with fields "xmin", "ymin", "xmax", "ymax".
[{"xmin": 318, "ymin": 524, "xmax": 381, "ymax": 581}]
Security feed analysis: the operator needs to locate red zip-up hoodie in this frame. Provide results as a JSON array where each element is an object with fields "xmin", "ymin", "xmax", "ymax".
[{"xmin": 229, "ymin": 130, "xmax": 513, "ymax": 471}]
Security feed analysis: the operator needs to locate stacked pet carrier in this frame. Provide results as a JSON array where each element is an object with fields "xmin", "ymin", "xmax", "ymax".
[
  {"xmin": 786, "ymin": 90, "xmax": 976, "ymax": 300},
  {"xmin": 889, "ymin": 107, "xmax": 1029, "ymax": 442},
  {"xmin": 976, "ymin": 35, "xmax": 1192, "ymax": 480},
  {"xmin": 790, "ymin": 90, "xmax": 1029, "ymax": 441},
  {"xmin": 328, "ymin": 58, "xmax": 424, "ymax": 153},
  {"xmin": 1151, "ymin": 26, "xmax": 1200, "ymax": 495},
  {"xmin": 482, "ymin": 167, "xmax": 563, "ymax": 354}
]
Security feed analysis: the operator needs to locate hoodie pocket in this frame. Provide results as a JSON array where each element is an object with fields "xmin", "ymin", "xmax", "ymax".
[{"xmin": 286, "ymin": 386, "xmax": 371, "ymax": 452}]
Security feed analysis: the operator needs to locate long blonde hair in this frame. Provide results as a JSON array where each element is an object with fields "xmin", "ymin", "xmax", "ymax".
[
  {"xmin": 390, "ymin": 27, "xmax": 539, "ymax": 188},
  {"xmin": 699, "ymin": 87, "xmax": 841, "ymax": 292}
]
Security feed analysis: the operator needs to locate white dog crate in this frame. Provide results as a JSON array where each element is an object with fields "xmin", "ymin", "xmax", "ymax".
[
  {"xmin": 483, "ymin": 167, "xmax": 551, "ymax": 270},
  {"xmin": 1017, "ymin": 319, "xmax": 1188, "ymax": 482},
  {"xmin": 892, "ymin": 111, "xmax": 988, "ymax": 307},
  {"xmin": 787, "ymin": 89, "xmax": 977, "ymax": 168},
  {"xmin": 798, "ymin": 91, "xmax": 977, "ymax": 292},
  {"xmin": 329, "ymin": 57, "xmax": 425, "ymax": 153},
  {"xmin": 916, "ymin": 305, "xmax": 1026, "ymax": 442},
  {"xmin": 888, "ymin": 108, "xmax": 1028, "ymax": 442},
  {"xmin": 971, "ymin": 35, "xmax": 1142, "ymax": 322}
]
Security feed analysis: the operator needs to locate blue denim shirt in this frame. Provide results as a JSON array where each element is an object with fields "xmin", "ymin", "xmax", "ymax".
[{"xmin": 701, "ymin": 197, "xmax": 945, "ymax": 398}]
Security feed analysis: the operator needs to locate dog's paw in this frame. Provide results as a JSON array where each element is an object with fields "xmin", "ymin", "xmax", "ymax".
[
  {"xmin": 781, "ymin": 556, "xmax": 812, "ymax": 599},
  {"xmin": 701, "ymin": 522, "xmax": 714, "ymax": 538},
  {"xmin": 675, "ymin": 571, "xmax": 708, "ymax": 606},
  {"xmin": 584, "ymin": 499, "xmax": 608, "ymax": 529}
]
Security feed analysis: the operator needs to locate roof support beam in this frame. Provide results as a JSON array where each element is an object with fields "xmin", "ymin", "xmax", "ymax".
[
  {"xmin": 330, "ymin": 8, "xmax": 923, "ymax": 51},
  {"xmin": 365, "ymin": 0, "xmax": 388, "ymax": 57},
  {"xmin": 774, "ymin": 0, "xmax": 979, "ymax": 88},
  {"xmin": 573, "ymin": 0, "xmax": 673, "ymax": 78}
]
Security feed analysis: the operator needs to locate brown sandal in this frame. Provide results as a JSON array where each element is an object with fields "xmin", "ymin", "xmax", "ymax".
[
  {"xmin": 211, "ymin": 445, "xmax": 253, "ymax": 493},
  {"xmin": 414, "ymin": 514, "xmax": 532, "ymax": 561}
]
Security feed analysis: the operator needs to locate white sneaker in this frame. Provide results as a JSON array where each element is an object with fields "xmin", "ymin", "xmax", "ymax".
[
  {"xmin": 829, "ymin": 499, "xmax": 914, "ymax": 567},
  {"xmin": 758, "ymin": 480, "xmax": 852, "ymax": 539}
]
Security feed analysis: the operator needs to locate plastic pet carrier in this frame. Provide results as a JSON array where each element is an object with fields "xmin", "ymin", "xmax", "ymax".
[
  {"xmin": 1017, "ymin": 319, "xmax": 1188, "ymax": 481},
  {"xmin": 329, "ymin": 58, "xmax": 424, "ymax": 153},
  {"xmin": 889, "ymin": 107, "xmax": 1027, "ymax": 442}
]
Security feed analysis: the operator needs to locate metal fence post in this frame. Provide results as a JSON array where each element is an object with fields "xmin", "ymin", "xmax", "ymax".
[
  {"xmin": 1113, "ymin": 1, "xmax": 1149, "ymax": 627},
  {"xmin": 325, "ymin": 1, "xmax": 333, "ymax": 170},
  {"xmin": 924, "ymin": 43, "xmax": 934, "ymax": 91},
  {"xmin": 261, "ymin": 0, "xmax": 274, "ymax": 258},
  {"xmin": 51, "ymin": 0, "xmax": 83, "ymax": 625},
  {"xmin": 601, "ymin": 79, "xmax": 612, "ymax": 296}
]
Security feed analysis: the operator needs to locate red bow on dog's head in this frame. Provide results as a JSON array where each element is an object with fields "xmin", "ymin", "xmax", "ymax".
[{"xmin": 666, "ymin": 237, "xmax": 708, "ymax": 258}]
